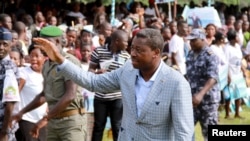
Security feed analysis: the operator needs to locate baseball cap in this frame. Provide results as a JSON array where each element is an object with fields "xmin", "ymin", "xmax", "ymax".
[
  {"xmin": 186, "ymin": 28, "xmax": 206, "ymax": 40},
  {"xmin": 81, "ymin": 25, "xmax": 95, "ymax": 35},
  {"xmin": 40, "ymin": 26, "xmax": 63, "ymax": 37},
  {"xmin": 0, "ymin": 27, "xmax": 12, "ymax": 40}
]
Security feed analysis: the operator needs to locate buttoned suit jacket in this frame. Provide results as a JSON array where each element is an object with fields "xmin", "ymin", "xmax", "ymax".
[{"xmin": 59, "ymin": 59, "xmax": 194, "ymax": 141}]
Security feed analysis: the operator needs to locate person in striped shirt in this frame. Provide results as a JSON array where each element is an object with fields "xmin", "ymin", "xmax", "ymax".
[{"xmin": 88, "ymin": 29, "xmax": 130, "ymax": 141}]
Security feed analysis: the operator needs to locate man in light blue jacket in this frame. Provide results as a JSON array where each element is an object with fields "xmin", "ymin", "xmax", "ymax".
[{"xmin": 34, "ymin": 28, "xmax": 194, "ymax": 141}]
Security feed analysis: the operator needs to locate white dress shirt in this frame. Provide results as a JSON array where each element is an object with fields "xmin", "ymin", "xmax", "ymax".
[{"xmin": 135, "ymin": 61, "xmax": 163, "ymax": 116}]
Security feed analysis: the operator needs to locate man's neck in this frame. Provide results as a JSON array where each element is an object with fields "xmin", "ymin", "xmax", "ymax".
[
  {"xmin": 140, "ymin": 60, "xmax": 161, "ymax": 82},
  {"xmin": 177, "ymin": 32, "xmax": 183, "ymax": 37}
]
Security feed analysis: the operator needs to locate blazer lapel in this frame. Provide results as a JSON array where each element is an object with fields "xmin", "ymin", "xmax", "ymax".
[{"xmin": 126, "ymin": 69, "xmax": 139, "ymax": 119}]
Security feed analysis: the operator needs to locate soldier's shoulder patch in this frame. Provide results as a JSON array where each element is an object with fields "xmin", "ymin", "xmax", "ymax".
[{"xmin": 206, "ymin": 50, "xmax": 214, "ymax": 55}]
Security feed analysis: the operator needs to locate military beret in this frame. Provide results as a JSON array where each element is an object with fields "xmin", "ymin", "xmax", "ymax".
[
  {"xmin": 0, "ymin": 26, "xmax": 12, "ymax": 40},
  {"xmin": 40, "ymin": 26, "xmax": 63, "ymax": 37}
]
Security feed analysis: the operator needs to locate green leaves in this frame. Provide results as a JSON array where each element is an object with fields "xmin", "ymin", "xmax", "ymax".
[{"xmin": 73, "ymin": 0, "xmax": 148, "ymax": 6}]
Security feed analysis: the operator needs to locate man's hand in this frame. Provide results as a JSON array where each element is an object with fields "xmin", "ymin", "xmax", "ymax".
[
  {"xmin": 11, "ymin": 112, "xmax": 23, "ymax": 127},
  {"xmin": 33, "ymin": 38, "xmax": 65, "ymax": 64},
  {"xmin": 95, "ymin": 69, "xmax": 106, "ymax": 74},
  {"xmin": 66, "ymin": 49, "xmax": 76, "ymax": 56},
  {"xmin": 30, "ymin": 117, "xmax": 48, "ymax": 138},
  {"xmin": 0, "ymin": 131, "xmax": 8, "ymax": 141},
  {"xmin": 138, "ymin": 8, "xmax": 144, "ymax": 16},
  {"xmin": 192, "ymin": 93, "xmax": 204, "ymax": 107}
]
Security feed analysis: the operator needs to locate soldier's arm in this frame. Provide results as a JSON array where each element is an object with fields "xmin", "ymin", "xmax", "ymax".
[
  {"xmin": 46, "ymin": 80, "xmax": 77, "ymax": 120},
  {"xmin": 197, "ymin": 78, "xmax": 217, "ymax": 97},
  {"xmin": 193, "ymin": 53, "xmax": 218, "ymax": 107},
  {"xmin": 1, "ymin": 102, "xmax": 15, "ymax": 134},
  {"xmin": 16, "ymin": 92, "xmax": 46, "ymax": 120},
  {"xmin": 198, "ymin": 53, "xmax": 218, "ymax": 96}
]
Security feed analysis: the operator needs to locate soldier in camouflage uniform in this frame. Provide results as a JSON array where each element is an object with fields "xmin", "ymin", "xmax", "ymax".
[
  {"xmin": 0, "ymin": 27, "xmax": 20, "ymax": 141},
  {"xmin": 185, "ymin": 29, "xmax": 220, "ymax": 141}
]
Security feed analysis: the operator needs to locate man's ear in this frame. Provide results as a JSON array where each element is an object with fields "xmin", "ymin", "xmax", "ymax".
[
  {"xmin": 55, "ymin": 38, "xmax": 60, "ymax": 45},
  {"xmin": 115, "ymin": 39, "xmax": 119, "ymax": 45},
  {"xmin": 154, "ymin": 48, "xmax": 161, "ymax": 56}
]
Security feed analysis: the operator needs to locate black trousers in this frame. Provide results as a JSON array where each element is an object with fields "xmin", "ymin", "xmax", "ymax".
[
  {"xmin": 91, "ymin": 99, "xmax": 123, "ymax": 141},
  {"xmin": 15, "ymin": 120, "xmax": 47, "ymax": 141}
]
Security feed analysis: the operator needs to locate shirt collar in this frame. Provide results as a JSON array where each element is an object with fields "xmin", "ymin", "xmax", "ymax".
[
  {"xmin": 136, "ymin": 60, "xmax": 163, "ymax": 82},
  {"xmin": 2, "ymin": 54, "xmax": 11, "ymax": 61}
]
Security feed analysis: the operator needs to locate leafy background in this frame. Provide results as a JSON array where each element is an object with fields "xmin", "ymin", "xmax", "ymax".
[{"xmin": 73, "ymin": 0, "xmax": 250, "ymax": 7}]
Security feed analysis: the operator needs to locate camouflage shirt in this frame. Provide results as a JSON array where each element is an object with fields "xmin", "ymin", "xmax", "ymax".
[{"xmin": 186, "ymin": 46, "xmax": 220, "ymax": 104}]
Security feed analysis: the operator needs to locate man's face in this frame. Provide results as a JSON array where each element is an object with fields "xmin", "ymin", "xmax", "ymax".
[
  {"xmin": 0, "ymin": 40, "xmax": 11, "ymax": 59},
  {"xmin": 170, "ymin": 22, "xmax": 177, "ymax": 34},
  {"xmin": 80, "ymin": 45, "xmax": 91, "ymax": 62},
  {"xmin": 178, "ymin": 23, "xmax": 189, "ymax": 36},
  {"xmin": 162, "ymin": 28, "xmax": 171, "ymax": 40},
  {"xmin": 130, "ymin": 37, "xmax": 158, "ymax": 70},
  {"xmin": 81, "ymin": 32, "xmax": 92, "ymax": 44},
  {"xmin": 66, "ymin": 30, "xmax": 77, "ymax": 46},
  {"xmin": 111, "ymin": 34, "xmax": 129, "ymax": 51},
  {"xmin": 11, "ymin": 32, "xmax": 18, "ymax": 44},
  {"xmin": 103, "ymin": 25, "xmax": 112, "ymax": 38},
  {"xmin": 3, "ymin": 17, "xmax": 12, "ymax": 30},
  {"xmin": 189, "ymin": 38, "xmax": 204, "ymax": 52}
]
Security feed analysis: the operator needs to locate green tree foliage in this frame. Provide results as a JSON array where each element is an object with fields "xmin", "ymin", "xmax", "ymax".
[{"xmin": 74, "ymin": 0, "xmax": 248, "ymax": 7}]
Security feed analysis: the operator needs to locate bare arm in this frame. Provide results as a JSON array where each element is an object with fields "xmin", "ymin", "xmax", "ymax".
[
  {"xmin": 1, "ymin": 102, "xmax": 15, "ymax": 133},
  {"xmin": 18, "ymin": 78, "xmax": 25, "ymax": 92},
  {"xmin": 138, "ymin": 8, "xmax": 146, "ymax": 29},
  {"xmin": 13, "ymin": 92, "xmax": 46, "ymax": 123},
  {"xmin": 173, "ymin": 0, "xmax": 177, "ymax": 20},
  {"xmin": 154, "ymin": 3, "xmax": 160, "ymax": 18},
  {"xmin": 199, "ymin": 78, "xmax": 217, "ymax": 97},
  {"xmin": 88, "ymin": 61, "xmax": 106, "ymax": 74},
  {"xmin": 20, "ymin": 92, "xmax": 46, "ymax": 114},
  {"xmin": 138, "ymin": 15, "xmax": 145, "ymax": 29},
  {"xmin": 88, "ymin": 62, "xmax": 99, "ymax": 73},
  {"xmin": 171, "ymin": 52, "xmax": 179, "ymax": 67},
  {"xmin": 29, "ymin": 80, "xmax": 78, "ymax": 138}
]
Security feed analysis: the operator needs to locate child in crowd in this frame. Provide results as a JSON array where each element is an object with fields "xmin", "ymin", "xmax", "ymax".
[
  {"xmin": 63, "ymin": 27, "xmax": 82, "ymax": 60},
  {"xmin": 9, "ymin": 45, "xmax": 25, "ymax": 68},
  {"xmin": 10, "ymin": 30, "xmax": 18, "ymax": 45},
  {"xmin": 80, "ymin": 42, "xmax": 92, "ymax": 71},
  {"xmin": 79, "ymin": 42, "xmax": 94, "ymax": 113}
]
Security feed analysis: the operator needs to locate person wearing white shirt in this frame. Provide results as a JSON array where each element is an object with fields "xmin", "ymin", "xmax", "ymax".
[
  {"xmin": 210, "ymin": 31, "xmax": 228, "ymax": 89},
  {"xmin": 14, "ymin": 44, "xmax": 47, "ymax": 141},
  {"xmin": 169, "ymin": 21, "xmax": 189, "ymax": 75},
  {"xmin": 224, "ymin": 29, "xmax": 246, "ymax": 119},
  {"xmin": 210, "ymin": 31, "xmax": 227, "ymax": 108},
  {"xmin": 234, "ymin": 20, "xmax": 244, "ymax": 47}
]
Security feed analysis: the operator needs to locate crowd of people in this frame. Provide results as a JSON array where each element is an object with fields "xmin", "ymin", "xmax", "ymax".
[{"xmin": 0, "ymin": 0, "xmax": 250, "ymax": 141}]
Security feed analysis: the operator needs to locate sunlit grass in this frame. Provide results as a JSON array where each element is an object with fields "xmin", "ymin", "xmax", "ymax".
[
  {"xmin": 101, "ymin": 106, "xmax": 250, "ymax": 141},
  {"xmin": 195, "ymin": 105, "xmax": 250, "ymax": 141}
]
